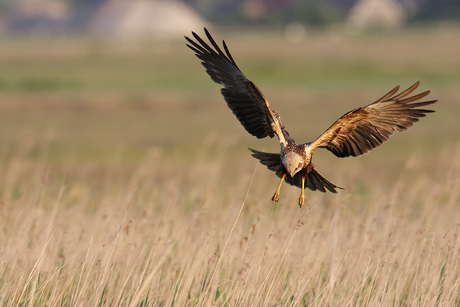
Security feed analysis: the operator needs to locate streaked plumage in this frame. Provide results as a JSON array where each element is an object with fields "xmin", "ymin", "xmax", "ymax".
[{"xmin": 185, "ymin": 28, "xmax": 436, "ymax": 207}]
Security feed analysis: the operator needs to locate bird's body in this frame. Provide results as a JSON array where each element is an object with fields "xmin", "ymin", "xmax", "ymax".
[{"xmin": 185, "ymin": 28, "xmax": 436, "ymax": 207}]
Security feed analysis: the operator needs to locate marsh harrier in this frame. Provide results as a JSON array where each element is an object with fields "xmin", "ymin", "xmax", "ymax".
[{"xmin": 185, "ymin": 28, "xmax": 436, "ymax": 207}]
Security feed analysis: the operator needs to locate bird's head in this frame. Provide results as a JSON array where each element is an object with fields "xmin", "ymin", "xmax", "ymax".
[{"xmin": 282, "ymin": 152, "xmax": 304, "ymax": 178}]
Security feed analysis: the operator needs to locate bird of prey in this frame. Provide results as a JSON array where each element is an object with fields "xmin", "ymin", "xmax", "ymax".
[{"xmin": 185, "ymin": 28, "xmax": 436, "ymax": 208}]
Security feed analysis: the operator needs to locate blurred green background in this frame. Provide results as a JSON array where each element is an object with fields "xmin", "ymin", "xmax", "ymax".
[{"xmin": 0, "ymin": 0, "xmax": 458, "ymax": 178}]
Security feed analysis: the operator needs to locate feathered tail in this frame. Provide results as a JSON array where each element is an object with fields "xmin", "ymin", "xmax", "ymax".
[{"xmin": 249, "ymin": 148, "xmax": 342, "ymax": 193}]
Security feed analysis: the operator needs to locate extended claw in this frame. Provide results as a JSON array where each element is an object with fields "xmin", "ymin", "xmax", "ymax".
[
  {"xmin": 298, "ymin": 194, "xmax": 305, "ymax": 208},
  {"xmin": 298, "ymin": 176, "xmax": 306, "ymax": 208},
  {"xmin": 272, "ymin": 173, "xmax": 286, "ymax": 204},
  {"xmin": 272, "ymin": 191, "xmax": 280, "ymax": 203}
]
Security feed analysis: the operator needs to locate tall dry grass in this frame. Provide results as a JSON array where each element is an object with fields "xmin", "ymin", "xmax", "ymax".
[{"xmin": 0, "ymin": 137, "xmax": 459, "ymax": 306}]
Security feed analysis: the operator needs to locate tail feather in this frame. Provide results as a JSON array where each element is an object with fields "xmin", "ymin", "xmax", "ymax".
[{"xmin": 249, "ymin": 148, "xmax": 342, "ymax": 193}]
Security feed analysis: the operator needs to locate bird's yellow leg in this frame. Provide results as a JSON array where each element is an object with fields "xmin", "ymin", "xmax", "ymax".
[
  {"xmin": 272, "ymin": 173, "xmax": 286, "ymax": 203},
  {"xmin": 299, "ymin": 176, "xmax": 306, "ymax": 208}
]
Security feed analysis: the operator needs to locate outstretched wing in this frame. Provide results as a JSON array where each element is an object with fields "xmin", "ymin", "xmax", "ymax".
[
  {"xmin": 185, "ymin": 28, "xmax": 285, "ymax": 142},
  {"xmin": 309, "ymin": 81, "xmax": 436, "ymax": 158},
  {"xmin": 249, "ymin": 148, "xmax": 342, "ymax": 193}
]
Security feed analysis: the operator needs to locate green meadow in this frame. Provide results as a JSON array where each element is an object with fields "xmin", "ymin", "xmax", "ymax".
[{"xmin": 0, "ymin": 26, "xmax": 459, "ymax": 306}]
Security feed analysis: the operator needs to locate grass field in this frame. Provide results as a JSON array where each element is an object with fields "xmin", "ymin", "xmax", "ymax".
[{"xmin": 0, "ymin": 25, "xmax": 460, "ymax": 306}]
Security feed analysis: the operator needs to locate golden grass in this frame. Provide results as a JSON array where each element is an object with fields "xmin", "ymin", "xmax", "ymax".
[{"xmin": 1, "ymin": 136, "xmax": 459, "ymax": 306}]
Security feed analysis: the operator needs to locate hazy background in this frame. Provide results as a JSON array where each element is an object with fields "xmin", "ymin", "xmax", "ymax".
[
  {"xmin": 0, "ymin": 0, "xmax": 458, "ymax": 167},
  {"xmin": 0, "ymin": 0, "xmax": 459, "ymax": 306}
]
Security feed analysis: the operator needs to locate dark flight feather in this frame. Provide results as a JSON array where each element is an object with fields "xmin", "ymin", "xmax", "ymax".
[
  {"xmin": 185, "ymin": 29, "xmax": 278, "ymax": 139},
  {"xmin": 309, "ymin": 81, "xmax": 436, "ymax": 158}
]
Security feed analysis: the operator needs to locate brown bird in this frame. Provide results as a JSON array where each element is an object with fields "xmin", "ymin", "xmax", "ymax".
[{"xmin": 185, "ymin": 28, "xmax": 436, "ymax": 208}]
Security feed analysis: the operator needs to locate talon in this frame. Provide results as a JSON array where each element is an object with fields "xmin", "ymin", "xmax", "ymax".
[
  {"xmin": 272, "ymin": 192, "xmax": 280, "ymax": 203},
  {"xmin": 299, "ymin": 175, "xmax": 306, "ymax": 208},
  {"xmin": 298, "ymin": 195, "xmax": 305, "ymax": 208},
  {"xmin": 272, "ymin": 173, "xmax": 286, "ymax": 204}
]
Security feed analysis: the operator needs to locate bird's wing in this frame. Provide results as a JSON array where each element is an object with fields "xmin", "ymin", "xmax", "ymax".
[
  {"xmin": 249, "ymin": 148, "xmax": 342, "ymax": 193},
  {"xmin": 185, "ymin": 28, "xmax": 285, "ymax": 142},
  {"xmin": 308, "ymin": 81, "xmax": 436, "ymax": 158}
]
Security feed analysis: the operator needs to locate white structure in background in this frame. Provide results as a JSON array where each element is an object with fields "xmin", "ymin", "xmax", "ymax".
[
  {"xmin": 347, "ymin": 0, "xmax": 406, "ymax": 31},
  {"xmin": 88, "ymin": 0, "xmax": 208, "ymax": 39},
  {"xmin": 2, "ymin": 0, "xmax": 71, "ymax": 35}
]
